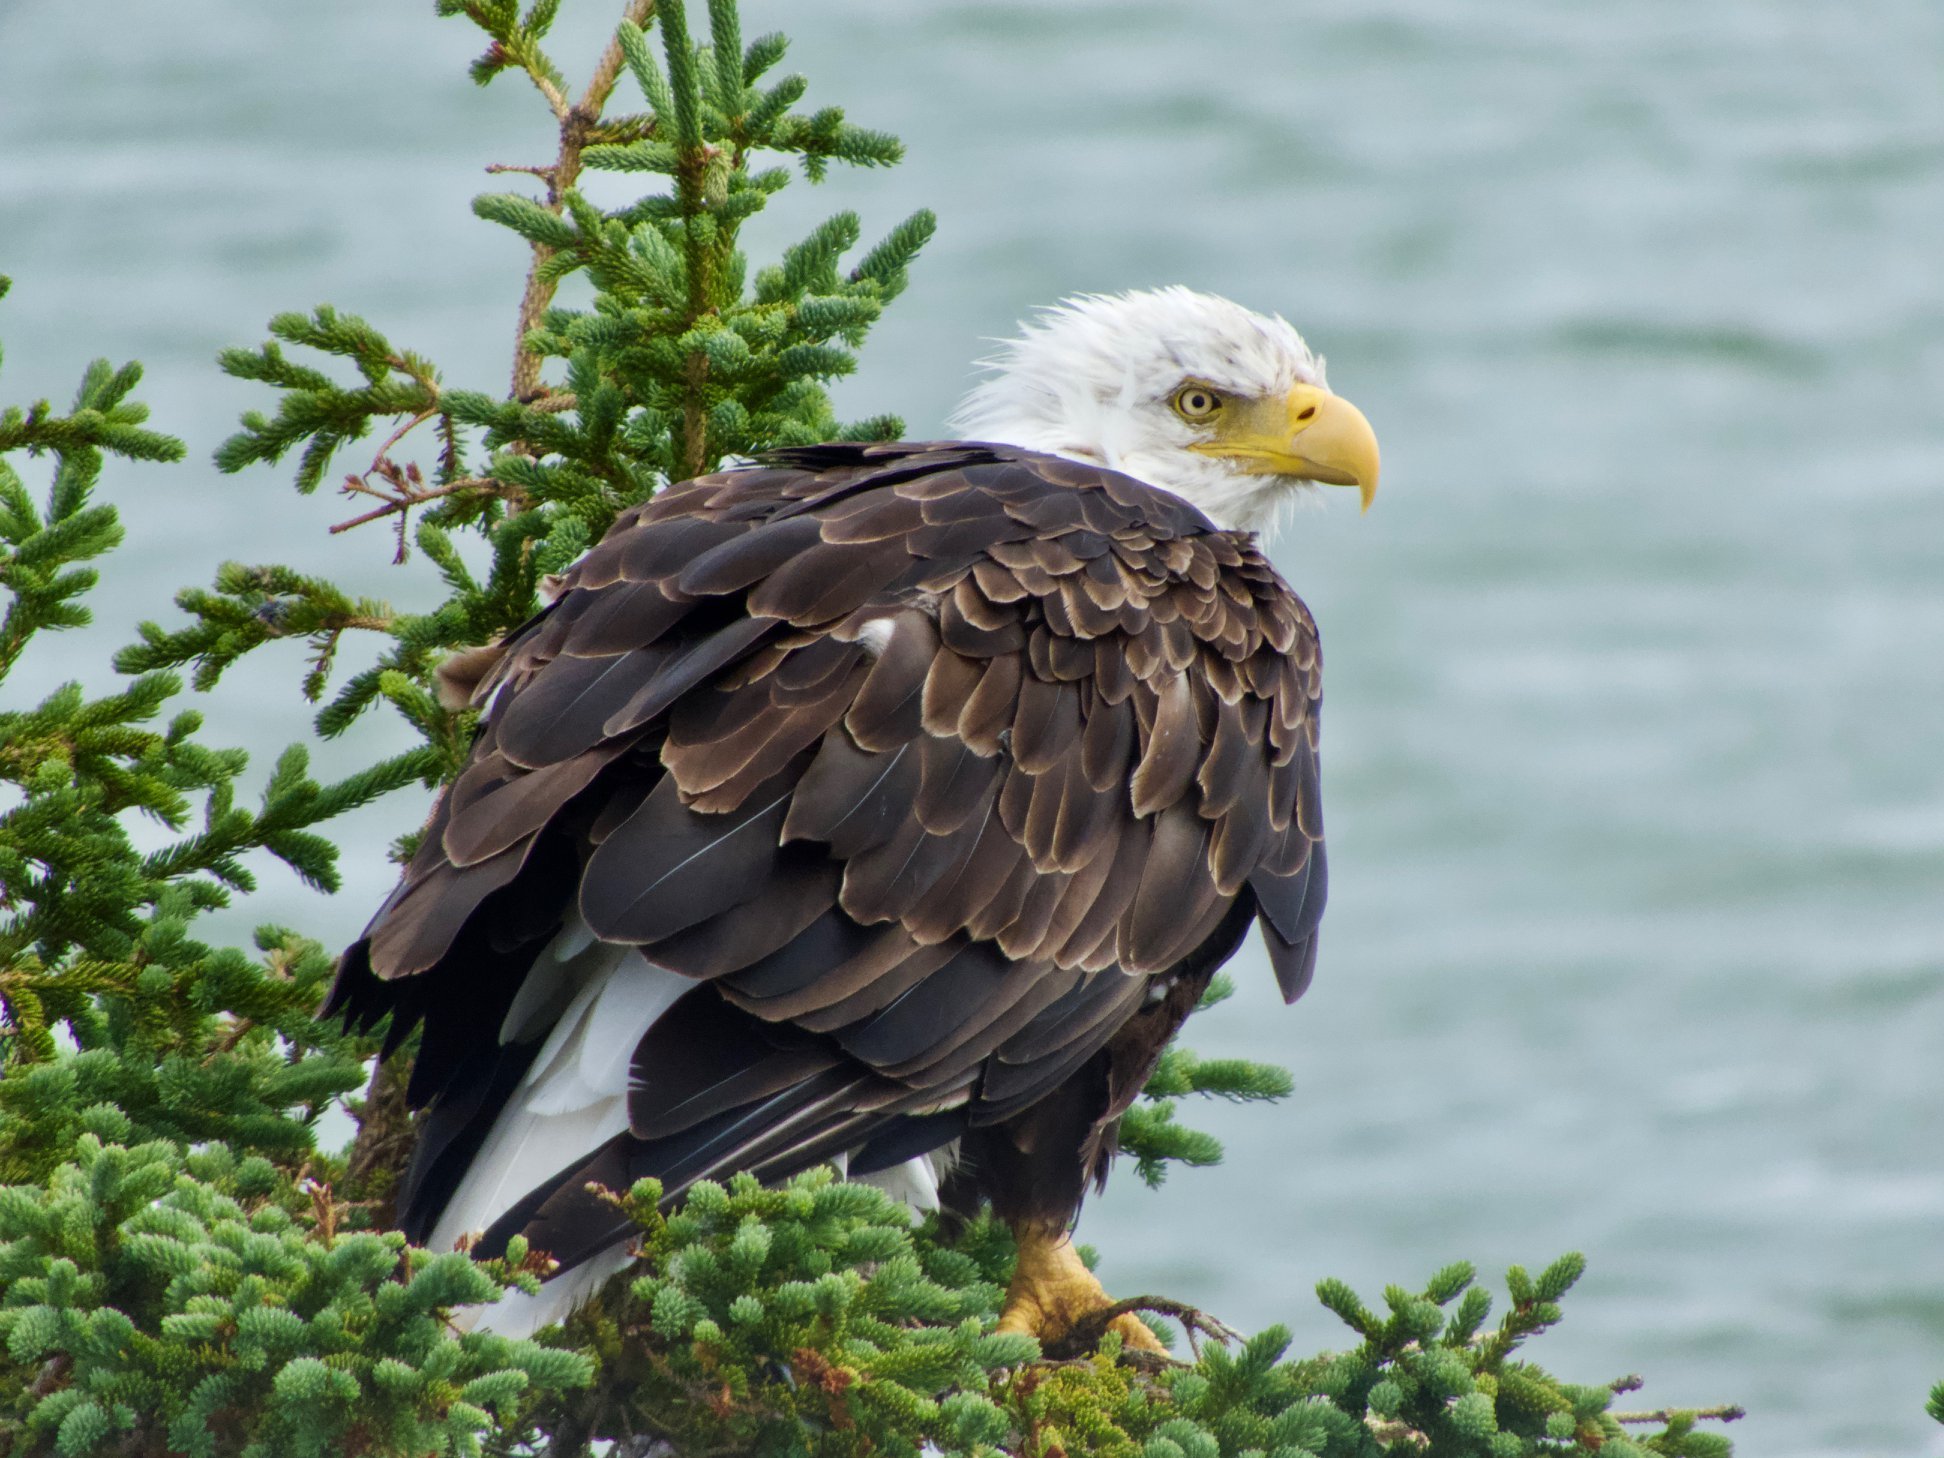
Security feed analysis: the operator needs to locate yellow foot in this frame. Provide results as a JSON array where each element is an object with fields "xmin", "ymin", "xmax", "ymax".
[{"xmin": 995, "ymin": 1224, "xmax": 1168, "ymax": 1357}]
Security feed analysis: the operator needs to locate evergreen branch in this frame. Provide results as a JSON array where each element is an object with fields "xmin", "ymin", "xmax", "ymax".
[
  {"xmin": 115, "ymin": 563, "xmax": 399, "ymax": 697},
  {"xmin": 440, "ymin": 0, "xmax": 572, "ymax": 115},
  {"xmin": 137, "ymin": 744, "xmax": 433, "ymax": 893},
  {"xmin": 1119, "ymin": 1014, "xmax": 1294, "ymax": 1187},
  {"xmin": 0, "ymin": 346, "xmax": 184, "ymax": 678},
  {"xmin": 503, "ymin": 0, "xmax": 659, "ymax": 403},
  {"xmin": 213, "ymin": 308, "xmax": 443, "ymax": 494}
]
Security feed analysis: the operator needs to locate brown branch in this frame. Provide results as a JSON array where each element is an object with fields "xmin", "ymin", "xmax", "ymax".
[
  {"xmin": 1049, "ymin": 1296, "xmax": 1240, "ymax": 1363},
  {"xmin": 367, "ymin": 407, "xmax": 437, "ymax": 478},
  {"xmin": 1612, "ymin": 1405, "xmax": 1746, "ymax": 1425},
  {"xmin": 680, "ymin": 350, "xmax": 709, "ymax": 478},
  {"xmin": 206, "ymin": 1016, "xmax": 255, "ymax": 1060},
  {"xmin": 529, "ymin": 70, "xmax": 572, "ymax": 121},
  {"xmin": 508, "ymin": 0, "xmax": 657, "ymax": 403},
  {"xmin": 344, "ymin": 1055, "xmax": 416, "ymax": 1231},
  {"xmin": 330, "ymin": 477, "xmax": 497, "ymax": 536},
  {"xmin": 579, "ymin": 0, "xmax": 652, "ymax": 117},
  {"xmin": 322, "ymin": 401, "xmax": 485, "ymax": 557}
]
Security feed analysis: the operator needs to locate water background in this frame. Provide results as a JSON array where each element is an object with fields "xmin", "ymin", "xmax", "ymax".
[{"xmin": 3, "ymin": 2, "xmax": 1941, "ymax": 1451}]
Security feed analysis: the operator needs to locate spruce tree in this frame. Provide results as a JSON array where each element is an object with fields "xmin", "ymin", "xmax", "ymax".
[{"xmin": 2, "ymin": 3, "xmax": 1756, "ymax": 1453}]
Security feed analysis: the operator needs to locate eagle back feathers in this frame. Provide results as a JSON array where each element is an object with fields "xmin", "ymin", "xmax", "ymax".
[{"xmin": 327, "ymin": 441, "xmax": 1328, "ymax": 1283}]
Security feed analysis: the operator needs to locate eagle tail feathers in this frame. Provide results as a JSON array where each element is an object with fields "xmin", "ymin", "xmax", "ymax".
[{"xmin": 426, "ymin": 948, "xmax": 689, "ymax": 1254}]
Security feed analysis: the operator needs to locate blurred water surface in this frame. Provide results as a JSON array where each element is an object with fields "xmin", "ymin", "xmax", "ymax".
[{"xmin": 3, "ymin": 1, "xmax": 1942, "ymax": 1451}]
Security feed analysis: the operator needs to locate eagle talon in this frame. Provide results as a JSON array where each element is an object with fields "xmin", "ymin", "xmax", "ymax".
[{"xmin": 996, "ymin": 1225, "xmax": 1171, "ymax": 1358}]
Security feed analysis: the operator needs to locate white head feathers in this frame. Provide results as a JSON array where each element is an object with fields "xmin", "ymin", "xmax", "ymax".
[{"xmin": 950, "ymin": 288, "xmax": 1333, "ymax": 533}]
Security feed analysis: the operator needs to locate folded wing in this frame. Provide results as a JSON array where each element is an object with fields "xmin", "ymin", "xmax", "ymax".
[{"xmin": 325, "ymin": 442, "xmax": 1328, "ymax": 1308}]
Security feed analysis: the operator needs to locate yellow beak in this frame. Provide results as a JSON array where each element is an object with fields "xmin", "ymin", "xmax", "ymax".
[{"xmin": 1189, "ymin": 383, "xmax": 1382, "ymax": 511}]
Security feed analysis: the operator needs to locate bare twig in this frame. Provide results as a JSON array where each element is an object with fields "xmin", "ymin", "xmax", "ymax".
[
  {"xmin": 1612, "ymin": 1405, "xmax": 1746, "ymax": 1425},
  {"xmin": 331, "ymin": 474, "xmax": 497, "ymax": 540},
  {"xmin": 530, "ymin": 71, "xmax": 572, "ymax": 121},
  {"xmin": 579, "ymin": 0, "xmax": 652, "ymax": 118},
  {"xmin": 366, "ymin": 407, "xmax": 437, "ymax": 479}
]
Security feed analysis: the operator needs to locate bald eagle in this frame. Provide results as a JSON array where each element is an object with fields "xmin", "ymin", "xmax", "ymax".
[{"xmin": 326, "ymin": 287, "xmax": 1380, "ymax": 1348}]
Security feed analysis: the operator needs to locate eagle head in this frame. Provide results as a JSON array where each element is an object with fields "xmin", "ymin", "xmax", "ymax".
[{"xmin": 950, "ymin": 286, "xmax": 1380, "ymax": 534}]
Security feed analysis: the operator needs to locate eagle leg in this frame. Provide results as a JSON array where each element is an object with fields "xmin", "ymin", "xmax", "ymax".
[{"xmin": 994, "ymin": 1222, "xmax": 1168, "ymax": 1356}]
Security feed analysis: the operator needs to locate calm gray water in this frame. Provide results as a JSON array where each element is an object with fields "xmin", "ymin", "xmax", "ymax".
[{"xmin": 3, "ymin": 2, "xmax": 1941, "ymax": 1451}]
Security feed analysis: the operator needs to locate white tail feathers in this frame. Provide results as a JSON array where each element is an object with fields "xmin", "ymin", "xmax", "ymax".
[
  {"xmin": 430, "ymin": 925, "xmax": 956, "ymax": 1340},
  {"xmin": 428, "ymin": 939, "xmax": 688, "ymax": 1260}
]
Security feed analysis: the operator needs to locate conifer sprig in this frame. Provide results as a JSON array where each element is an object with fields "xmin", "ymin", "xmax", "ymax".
[
  {"xmin": 1289, "ymin": 1258, "xmax": 1741, "ymax": 1458},
  {"xmin": 0, "ymin": 283, "xmax": 407, "ymax": 1190},
  {"xmin": 0, "ymin": 291, "xmax": 183, "ymax": 678},
  {"xmin": 0, "ymin": 1133, "xmax": 593, "ymax": 1457},
  {"xmin": 1120, "ymin": 975, "xmax": 1296, "ymax": 1187}
]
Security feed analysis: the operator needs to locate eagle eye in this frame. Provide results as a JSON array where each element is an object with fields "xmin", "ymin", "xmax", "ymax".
[{"xmin": 1170, "ymin": 384, "xmax": 1223, "ymax": 422}]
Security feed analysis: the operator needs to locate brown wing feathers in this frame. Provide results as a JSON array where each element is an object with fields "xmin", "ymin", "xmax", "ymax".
[{"xmin": 325, "ymin": 441, "xmax": 1329, "ymax": 1261}]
